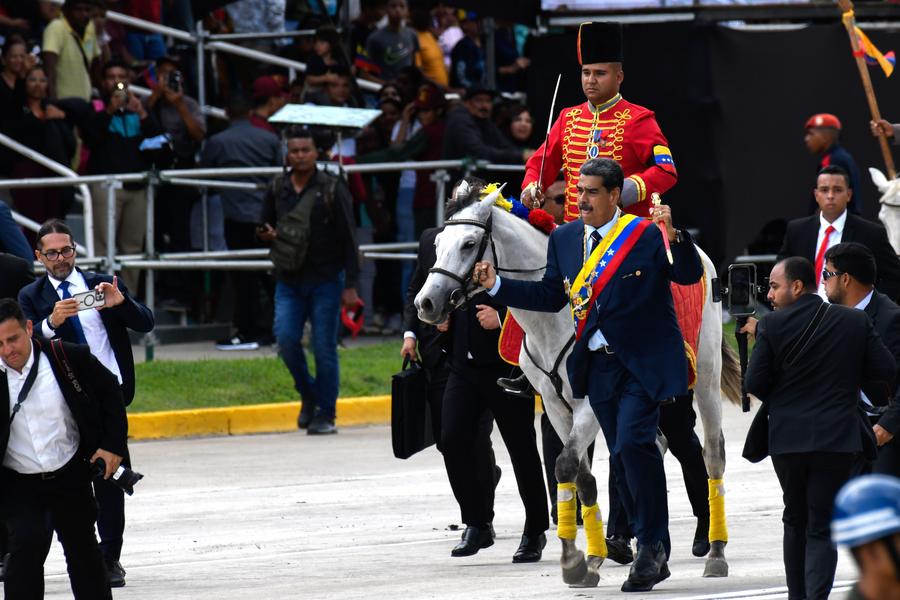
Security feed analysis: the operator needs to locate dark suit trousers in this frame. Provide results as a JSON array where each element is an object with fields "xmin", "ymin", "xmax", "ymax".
[
  {"xmin": 588, "ymin": 352, "xmax": 670, "ymax": 554},
  {"xmin": 2, "ymin": 463, "xmax": 111, "ymax": 600},
  {"xmin": 93, "ymin": 449, "xmax": 130, "ymax": 563},
  {"xmin": 608, "ymin": 393, "xmax": 710, "ymax": 538},
  {"xmin": 771, "ymin": 452, "xmax": 856, "ymax": 600},
  {"xmin": 442, "ymin": 366, "xmax": 549, "ymax": 536}
]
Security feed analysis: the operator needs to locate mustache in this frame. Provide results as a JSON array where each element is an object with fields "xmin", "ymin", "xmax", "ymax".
[{"xmin": 579, "ymin": 203, "xmax": 593, "ymax": 210}]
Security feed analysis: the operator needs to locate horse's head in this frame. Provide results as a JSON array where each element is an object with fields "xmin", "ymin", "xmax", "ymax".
[
  {"xmin": 414, "ymin": 182, "xmax": 505, "ymax": 324},
  {"xmin": 870, "ymin": 167, "xmax": 900, "ymax": 254}
]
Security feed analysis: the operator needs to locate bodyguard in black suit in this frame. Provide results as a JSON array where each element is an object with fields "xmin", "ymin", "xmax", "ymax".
[
  {"xmin": 823, "ymin": 242, "xmax": 900, "ymax": 476},
  {"xmin": 0, "ymin": 299, "xmax": 128, "ymax": 600},
  {"xmin": 778, "ymin": 165, "xmax": 900, "ymax": 301},
  {"xmin": 400, "ymin": 226, "xmax": 497, "ymax": 535},
  {"xmin": 16, "ymin": 220, "xmax": 153, "ymax": 587},
  {"xmin": 745, "ymin": 257, "xmax": 895, "ymax": 600}
]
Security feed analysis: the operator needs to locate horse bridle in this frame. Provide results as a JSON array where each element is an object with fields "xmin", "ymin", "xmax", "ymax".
[{"xmin": 428, "ymin": 212, "xmax": 545, "ymax": 310}]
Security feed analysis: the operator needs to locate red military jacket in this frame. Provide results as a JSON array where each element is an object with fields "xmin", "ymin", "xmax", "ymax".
[{"xmin": 523, "ymin": 94, "xmax": 677, "ymax": 222}]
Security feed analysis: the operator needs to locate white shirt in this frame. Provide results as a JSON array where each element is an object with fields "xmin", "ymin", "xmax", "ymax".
[
  {"xmin": 816, "ymin": 210, "xmax": 847, "ymax": 299},
  {"xmin": 489, "ymin": 210, "xmax": 620, "ymax": 351},
  {"xmin": 43, "ymin": 270, "xmax": 122, "ymax": 384},
  {"xmin": 2, "ymin": 342, "xmax": 80, "ymax": 474}
]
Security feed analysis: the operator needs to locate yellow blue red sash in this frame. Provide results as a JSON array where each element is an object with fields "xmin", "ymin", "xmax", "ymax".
[{"xmin": 565, "ymin": 214, "xmax": 650, "ymax": 339}]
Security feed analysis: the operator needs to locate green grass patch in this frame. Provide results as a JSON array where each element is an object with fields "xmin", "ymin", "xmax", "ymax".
[
  {"xmin": 132, "ymin": 321, "xmax": 751, "ymax": 413},
  {"xmin": 130, "ymin": 341, "xmax": 399, "ymax": 413}
]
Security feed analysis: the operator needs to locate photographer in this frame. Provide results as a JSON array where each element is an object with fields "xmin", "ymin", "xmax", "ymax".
[
  {"xmin": 17, "ymin": 219, "xmax": 154, "ymax": 588},
  {"xmin": 0, "ymin": 298, "xmax": 127, "ymax": 599},
  {"xmin": 143, "ymin": 56, "xmax": 205, "ymax": 168},
  {"xmin": 64, "ymin": 59, "xmax": 161, "ymax": 295},
  {"xmin": 258, "ymin": 128, "xmax": 359, "ymax": 435}
]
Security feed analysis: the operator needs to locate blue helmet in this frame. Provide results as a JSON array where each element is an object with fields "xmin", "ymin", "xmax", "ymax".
[{"xmin": 832, "ymin": 474, "xmax": 900, "ymax": 548}]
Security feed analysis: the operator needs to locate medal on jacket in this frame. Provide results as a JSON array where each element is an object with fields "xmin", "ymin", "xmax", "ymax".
[{"xmin": 588, "ymin": 129, "xmax": 604, "ymax": 159}]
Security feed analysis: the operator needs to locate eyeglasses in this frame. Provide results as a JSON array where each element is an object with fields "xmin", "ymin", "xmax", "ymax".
[
  {"xmin": 822, "ymin": 269, "xmax": 845, "ymax": 281},
  {"xmin": 40, "ymin": 246, "xmax": 75, "ymax": 261},
  {"xmin": 551, "ymin": 195, "xmax": 566, "ymax": 205}
]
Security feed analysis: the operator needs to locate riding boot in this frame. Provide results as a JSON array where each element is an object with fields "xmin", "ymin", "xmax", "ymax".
[{"xmin": 497, "ymin": 373, "xmax": 534, "ymax": 398}]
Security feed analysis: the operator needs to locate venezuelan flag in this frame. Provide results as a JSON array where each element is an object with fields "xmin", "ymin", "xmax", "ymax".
[
  {"xmin": 653, "ymin": 145, "xmax": 677, "ymax": 175},
  {"xmin": 854, "ymin": 26, "xmax": 895, "ymax": 77}
]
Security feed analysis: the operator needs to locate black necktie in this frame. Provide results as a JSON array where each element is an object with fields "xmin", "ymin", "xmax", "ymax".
[{"xmin": 588, "ymin": 230, "xmax": 601, "ymax": 257}]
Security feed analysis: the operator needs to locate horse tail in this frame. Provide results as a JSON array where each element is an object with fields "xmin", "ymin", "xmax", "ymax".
[{"xmin": 720, "ymin": 336, "xmax": 742, "ymax": 405}]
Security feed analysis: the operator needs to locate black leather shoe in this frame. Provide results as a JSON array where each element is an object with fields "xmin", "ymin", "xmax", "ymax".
[
  {"xmin": 451, "ymin": 526, "xmax": 494, "ymax": 557},
  {"xmin": 692, "ymin": 516, "xmax": 710, "ymax": 557},
  {"xmin": 297, "ymin": 400, "xmax": 316, "ymax": 429},
  {"xmin": 606, "ymin": 536, "xmax": 634, "ymax": 565},
  {"xmin": 496, "ymin": 373, "xmax": 534, "ymax": 398},
  {"xmin": 621, "ymin": 542, "xmax": 669, "ymax": 592},
  {"xmin": 106, "ymin": 560, "xmax": 126, "ymax": 588},
  {"xmin": 307, "ymin": 416, "xmax": 337, "ymax": 435},
  {"xmin": 512, "ymin": 533, "xmax": 546, "ymax": 563}
]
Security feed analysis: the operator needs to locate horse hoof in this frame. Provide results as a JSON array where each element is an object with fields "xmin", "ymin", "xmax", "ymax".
[
  {"xmin": 568, "ymin": 570, "xmax": 600, "ymax": 588},
  {"xmin": 561, "ymin": 551, "xmax": 587, "ymax": 585},
  {"xmin": 702, "ymin": 556, "xmax": 729, "ymax": 578}
]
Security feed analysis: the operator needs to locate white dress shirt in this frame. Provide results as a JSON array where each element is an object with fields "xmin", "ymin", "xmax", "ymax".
[
  {"xmin": 816, "ymin": 210, "xmax": 847, "ymax": 300},
  {"xmin": 43, "ymin": 270, "xmax": 122, "ymax": 384},
  {"xmin": 489, "ymin": 210, "xmax": 620, "ymax": 350},
  {"xmin": 2, "ymin": 343, "xmax": 80, "ymax": 474}
]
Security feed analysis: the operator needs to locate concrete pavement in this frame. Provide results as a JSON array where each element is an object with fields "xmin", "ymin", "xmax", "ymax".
[{"xmin": 41, "ymin": 401, "xmax": 856, "ymax": 599}]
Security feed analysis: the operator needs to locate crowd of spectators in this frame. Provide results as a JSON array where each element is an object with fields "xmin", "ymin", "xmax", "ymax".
[{"xmin": 0, "ymin": 0, "xmax": 537, "ymax": 344}]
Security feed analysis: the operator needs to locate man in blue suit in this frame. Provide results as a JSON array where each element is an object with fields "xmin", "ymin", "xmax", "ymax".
[
  {"xmin": 17, "ymin": 219, "xmax": 154, "ymax": 587},
  {"xmin": 475, "ymin": 158, "xmax": 703, "ymax": 592}
]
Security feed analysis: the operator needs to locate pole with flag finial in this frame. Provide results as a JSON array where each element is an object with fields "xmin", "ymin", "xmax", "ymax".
[{"xmin": 838, "ymin": 0, "xmax": 896, "ymax": 179}]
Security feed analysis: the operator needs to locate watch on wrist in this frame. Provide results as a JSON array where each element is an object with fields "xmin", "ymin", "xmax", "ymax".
[
  {"xmin": 673, "ymin": 229, "xmax": 684, "ymax": 244},
  {"xmin": 47, "ymin": 316, "xmax": 56, "ymax": 330}
]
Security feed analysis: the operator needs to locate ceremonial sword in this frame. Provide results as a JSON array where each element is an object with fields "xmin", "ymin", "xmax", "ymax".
[{"xmin": 535, "ymin": 74, "xmax": 562, "ymax": 203}]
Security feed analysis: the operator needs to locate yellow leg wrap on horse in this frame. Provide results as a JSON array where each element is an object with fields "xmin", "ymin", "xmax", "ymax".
[
  {"xmin": 557, "ymin": 483, "xmax": 578, "ymax": 540},
  {"xmin": 708, "ymin": 478, "xmax": 728, "ymax": 542},
  {"xmin": 581, "ymin": 504, "xmax": 607, "ymax": 558}
]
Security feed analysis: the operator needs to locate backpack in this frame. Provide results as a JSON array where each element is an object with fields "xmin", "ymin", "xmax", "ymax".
[{"xmin": 268, "ymin": 172, "xmax": 339, "ymax": 275}]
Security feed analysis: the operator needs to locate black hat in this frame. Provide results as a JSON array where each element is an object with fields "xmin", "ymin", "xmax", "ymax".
[
  {"xmin": 464, "ymin": 84, "xmax": 498, "ymax": 101},
  {"xmin": 577, "ymin": 22, "xmax": 623, "ymax": 65}
]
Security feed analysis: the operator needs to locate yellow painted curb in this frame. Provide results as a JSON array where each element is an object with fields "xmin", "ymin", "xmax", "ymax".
[
  {"xmin": 128, "ymin": 395, "xmax": 543, "ymax": 441},
  {"xmin": 128, "ymin": 395, "xmax": 391, "ymax": 440}
]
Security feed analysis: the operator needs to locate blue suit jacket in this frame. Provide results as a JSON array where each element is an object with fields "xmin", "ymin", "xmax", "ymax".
[
  {"xmin": 493, "ymin": 218, "xmax": 703, "ymax": 401},
  {"xmin": 18, "ymin": 268, "xmax": 155, "ymax": 406}
]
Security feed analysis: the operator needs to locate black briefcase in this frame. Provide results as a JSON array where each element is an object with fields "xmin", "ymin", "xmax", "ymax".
[{"xmin": 391, "ymin": 357, "xmax": 434, "ymax": 459}]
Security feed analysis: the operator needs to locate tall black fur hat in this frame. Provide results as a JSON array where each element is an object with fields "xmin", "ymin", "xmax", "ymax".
[{"xmin": 577, "ymin": 22, "xmax": 624, "ymax": 65}]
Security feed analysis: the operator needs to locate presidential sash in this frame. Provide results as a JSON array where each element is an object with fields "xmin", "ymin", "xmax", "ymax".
[{"xmin": 565, "ymin": 214, "xmax": 651, "ymax": 339}]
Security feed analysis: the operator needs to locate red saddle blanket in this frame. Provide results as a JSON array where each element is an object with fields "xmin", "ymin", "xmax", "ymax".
[{"xmin": 499, "ymin": 278, "xmax": 706, "ymax": 389}]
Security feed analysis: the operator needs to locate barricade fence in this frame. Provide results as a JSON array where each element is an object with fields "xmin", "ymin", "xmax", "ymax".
[{"xmin": 1, "ymin": 160, "xmax": 524, "ymax": 360}]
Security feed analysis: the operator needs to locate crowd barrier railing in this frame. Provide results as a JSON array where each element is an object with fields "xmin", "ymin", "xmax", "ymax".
[{"xmin": 1, "ymin": 159, "xmax": 524, "ymax": 360}]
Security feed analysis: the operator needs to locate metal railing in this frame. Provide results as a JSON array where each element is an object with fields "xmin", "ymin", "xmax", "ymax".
[{"xmin": 3, "ymin": 159, "xmax": 525, "ymax": 360}]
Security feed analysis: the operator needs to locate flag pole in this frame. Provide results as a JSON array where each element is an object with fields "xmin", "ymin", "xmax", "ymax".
[{"xmin": 838, "ymin": 0, "xmax": 896, "ymax": 178}]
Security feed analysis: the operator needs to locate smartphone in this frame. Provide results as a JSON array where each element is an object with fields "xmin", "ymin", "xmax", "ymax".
[
  {"xmin": 73, "ymin": 289, "xmax": 106, "ymax": 311},
  {"xmin": 726, "ymin": 263, "xmax": 757, "ymax": 317},
  {"xmin": 168, "ymin": 70, "xmax": 183, "ymax": 93}
]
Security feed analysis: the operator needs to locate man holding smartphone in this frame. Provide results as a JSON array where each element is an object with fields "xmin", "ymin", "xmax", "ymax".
[{"xmin": 17, "ymin": 219, "xmax": 154, "ymax": 588}]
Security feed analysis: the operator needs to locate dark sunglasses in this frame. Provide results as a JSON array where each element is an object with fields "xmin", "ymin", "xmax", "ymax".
[
  {"xmin": 822, "ymin": 269, "xmax": 845, "ymax": 281},
  {"xmin": 550, "ymin": 194, "xmax": 566, "ymax": 205}
]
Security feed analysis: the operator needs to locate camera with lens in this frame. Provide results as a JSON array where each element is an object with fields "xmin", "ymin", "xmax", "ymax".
[
  {"xmin": 92, "ymin": 458, "xmax": 144, "ymax": 496},
  {"xmin": 167, "ymin": 70, "xmax": 183, "ymax": 94}
]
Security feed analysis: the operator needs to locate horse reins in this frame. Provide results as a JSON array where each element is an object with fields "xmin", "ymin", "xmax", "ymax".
[{"xmin": 428, "ymin": 212, "xmax": 545, "ymax": 310}]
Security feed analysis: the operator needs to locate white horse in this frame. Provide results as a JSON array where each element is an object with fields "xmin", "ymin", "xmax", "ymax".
[
  {"xmin": 415, "ymin": 183, "xmax": 742, "ymax": 587},
  {"xmin": 869, "ymin": 167, "xmax": 900, "ymax": 253}
]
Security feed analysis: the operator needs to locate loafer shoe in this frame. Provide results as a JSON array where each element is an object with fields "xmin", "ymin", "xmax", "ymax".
[
  {"xmin": 512, "ymin": 533, "xmax": 546, "ymax": 563},
  {"xmin": 451, "ymin": 526, "xmax": 494, "ymax": 557},
  {"xmin": 106, "ymin": 560, "xmax": 126, "ymax": 588},
  {"xmin": 496, "ymin": 373, "xmax": 534, "ymax": 398},
  {"xmin": 606, "ymin": 535, "xmax": 634, "ymax": 565},
  {"xmin": 621, "ymin": 541, "xmax": 669, "ymax": 592}
]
